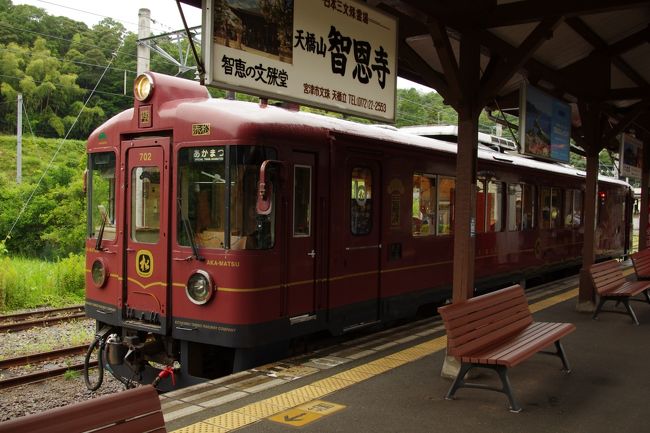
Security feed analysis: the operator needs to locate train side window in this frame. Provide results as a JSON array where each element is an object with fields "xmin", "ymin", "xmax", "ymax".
[
  {"xmin": 508, "ymin": 183, "xmax": 535, "ymax": 231},
  {"xmin": 438, "ymin": 176, "xmax": 455, "ymax": 235},
  {"xmin": 351, "ymin": 167, "xmax": 372, "ymax": 235},
  {"xmin": 507, "ymin": 184, "xmax": 523, "ymax": 231},
  {"xmin": 476, "ymin": 178, "xmax": 502, "ymax": 232},
  {"xmin": 541, "ymin": 186, "xmax": 561, "ymax": 229},
  {"xmin": 293, "ymin": 165, "xmax": 312, "ymax": 237},
  {"xmin": 486, "ymin": 180, "xmax": 503, "ymax": 232},
  {"xmin": 522, "ymin": 184, "xmax": 535, "ymax": 230},
  {"xmin": 564, "ymin": 189, "xmax": 583, "ymax": 227},
  {"xmin": 88, "ymin": 152, "xmax": 116, "ymax": 241},
  {"xmin": 412, "ymin": 173, "xmax": 436, "ymax": 236}
]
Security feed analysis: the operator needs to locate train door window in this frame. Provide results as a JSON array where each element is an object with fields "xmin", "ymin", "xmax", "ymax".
[
  {"xmin": 564, "ymin": 189, "xmax": 583, "ymax": 227},
  {"xmin": 412, "ymin": 173, "xmax": 436, "ymax": 236},
  {"xmin": 230, "ymin": 146, "xmax": 278, "ymax": 249},
  {"xmin": 177, "ymin": 147, "xmax": 226, "ymax": 249},
  {"xmin": 131, "ymin": 166, "xmax": 160, "ymax": 243},
  {"xmin": 438, "ymin": 176, "xmax": 455, "ymax": 235},
  {"xmin": 88, "ymin": 152, "xmax": 116, "ymax": 241},
  {"xmin": 293, "ymin": 165, "xmax": 311, "ymax": 237},
  {"xmin": 507, "ymin": 184, "xmax": 523, "ymax": 231},
  {"xmin": 541, "ymin": 186, "xmax": 561, "ymax": 229},
  {"xmin": 351, "ymin": 167, "xmax": 372, "ymax": 235},
  {"xmin": 522, "ymin": 184, "xmax": 535, "ymax": 230}
]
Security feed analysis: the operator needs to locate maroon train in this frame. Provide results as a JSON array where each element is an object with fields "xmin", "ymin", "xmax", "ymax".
[{"xmin": 84, "ymin": 72, "xmax": 631, "ymax": 390}]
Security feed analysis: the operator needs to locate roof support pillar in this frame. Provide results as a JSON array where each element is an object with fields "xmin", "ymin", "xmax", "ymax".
[
  {"xmin": 577, "ymin": 103, "xmax": 602, "ymax": 310},
  {"xmin": 639, "ymin": 134, "xmax": 650, "ymax": 250},
  {"xmin": 452, "ymin": 33, "xmax": 481, "ymax": 303}
]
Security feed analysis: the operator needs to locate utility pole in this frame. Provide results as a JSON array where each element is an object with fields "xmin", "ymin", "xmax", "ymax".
[
  {"xmin": 16, "ymin": 93, "xmax": 22, "ymax": 184},
  {"xmin": 137, "ymin": 8, "xmax": 151, "ymax": 75}
]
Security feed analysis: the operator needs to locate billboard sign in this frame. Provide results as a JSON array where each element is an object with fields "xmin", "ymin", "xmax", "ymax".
[
  {"xmin": 203, "ymin": 0, "xmax": 398, "ymax": 122},
  {"xmin": 519, "ymin": 84, "xmax": 571, "ymax": 162},
  {"xmin": 620, "ymin": 133, "xmax": 643, "ymax": 179}
]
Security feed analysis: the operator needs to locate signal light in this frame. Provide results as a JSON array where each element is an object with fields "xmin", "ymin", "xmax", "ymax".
[{"xmin": 598, "ymin": 191, "xmax": 607, "ymax": 200}]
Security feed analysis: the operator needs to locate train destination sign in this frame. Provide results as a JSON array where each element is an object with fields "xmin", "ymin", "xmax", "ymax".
[
  {"xmin": 519, "ymin": 84, "xmax": 571, "ymax": 163},
  {"xmin": 203, "ymin": 0, "xmax": 398, "ymax": 122}
]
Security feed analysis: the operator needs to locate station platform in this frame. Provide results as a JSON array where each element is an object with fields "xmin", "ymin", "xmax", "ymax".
[{"xmin": 163, "ymin": 272, "xmax": 650, "ymax": 433}]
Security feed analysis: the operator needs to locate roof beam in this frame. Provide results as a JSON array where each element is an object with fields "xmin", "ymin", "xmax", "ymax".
[
  {"xmin": 398, "ymin": 40, "xmax": 454, "ymax": 106},
  {"xmin": 427, "ymin": 18, "xmax": 461, "ymax": 102},
  {"xmin": 478, "ymin": 16, "xmax": 562, "ymax": 106},
  {"xmin": 482, "ymin": 0, "xmax": 650, "ymax": 27},
  {"xmin": 566, "ymin": 17, "xmax": 650, "ymax": 89},
  {"xmin": 602, "ymin": 99, "xmax": 650, "ymax": 143}
]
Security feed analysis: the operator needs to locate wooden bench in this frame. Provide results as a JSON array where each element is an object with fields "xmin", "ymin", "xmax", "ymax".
[
  {"xmin": 438, "ymin": 284, "xmax": 575, "ymax": 412},
  {"xmin": 589, "ymin": 259, "xmax": 650, "ymax": 325},
  {"xmin": 0, "ymin": 385, "xmax": 165, "ymax": 433},
  {"xmin": 631, "ymin": 248, "xmax": 650, "ymax": 280}
]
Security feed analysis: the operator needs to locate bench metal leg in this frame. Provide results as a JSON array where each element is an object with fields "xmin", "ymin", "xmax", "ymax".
[
  {"xmin": 592, "ymin": 297, "xmax": 607, "ymax": 320},
  {"xmin": 444, "ymin": 363, "xmax": 522, "ymax": 413},
  {"xmin": 554, "ymin": 341, "xmax": 571, "ymax": 372},
  {"xmin": 622, "ymin": 299, "xmax": 640, "ymax": 325},
  {"xmin": 643, "ymin": 290, "xmax": 650, "ymax": 304}
]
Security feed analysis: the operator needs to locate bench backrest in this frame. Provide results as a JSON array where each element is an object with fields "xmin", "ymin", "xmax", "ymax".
[
  {"xmin": 631, "ymin": 248, "xmax": 650, "ymax": 279},
  {"xmin": 438, "ymin": 284, "xmax": 532, "ymax": 358},
  {"xmin": 589, "ymin": 259, "xmax": 626, "ymax": 295},
  {"xmin": 0, "ymin": 385, "xmax": 165, "ymax": 433}
]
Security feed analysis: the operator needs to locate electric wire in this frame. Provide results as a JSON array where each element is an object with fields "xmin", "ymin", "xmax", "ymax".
[{"xmin": 2, "ymin": 49, "xmax": 119, "ymax": 243}]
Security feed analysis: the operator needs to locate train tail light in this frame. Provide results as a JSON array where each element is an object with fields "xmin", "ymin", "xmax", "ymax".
[
  {"xmin": 186, "ymin": 270, "xmax": 215, "ymax": 305},
  {"xmin": 134, "ymin": 73, "xmax": 155, "ymax": 102}
]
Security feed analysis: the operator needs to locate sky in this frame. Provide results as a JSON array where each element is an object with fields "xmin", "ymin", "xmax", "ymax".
[{"xmin": 13, "ymin": 0, "xmax": 435, "ymax": 93}]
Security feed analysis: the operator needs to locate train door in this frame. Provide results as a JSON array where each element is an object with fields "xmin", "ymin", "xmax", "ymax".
[
  {"xmin": 341, "ymin": 157, "xmax": 381, "ymax": 326},
  {"xmin": 286, "ymin": 151, "xmax": 318, "ymax": 319},
  {"xmin": 123, "ymin": 139, "xmax": 170, "ymax": 333}
]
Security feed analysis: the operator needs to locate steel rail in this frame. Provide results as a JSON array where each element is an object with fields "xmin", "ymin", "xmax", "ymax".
[
  {"xmin": 0, "ymin": 361, "xmax": 97, "ymax": 389},
  {"xmin": 0, "ymin": 345, "xmax": 89, "ymax": 369},
  {"xmin": 0, "ymin": 312, "xmax": 88, "ymax": 333},
  {"xmin": 0, "ymin": 305, "xmax": 84, "ymax": 323}
]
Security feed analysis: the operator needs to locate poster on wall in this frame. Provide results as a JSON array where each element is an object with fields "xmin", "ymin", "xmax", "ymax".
[
  {"xmin": 203, "ymin": 0, "xmax": 398, "ymax": 122},
  {"xmin": 519, "ymin": 84, "xmax": 571, "ymax": 162},
  {"xmin": 620, "ymin": 133, "xmax": 643, "ymax": 179}
]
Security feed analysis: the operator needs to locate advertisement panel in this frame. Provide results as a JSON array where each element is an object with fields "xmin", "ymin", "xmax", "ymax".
[
  {"xmin": 519, "ymin": 84, "xmax": 571, "ymax": 162},
  {"xmin": 620, "ymin": 133, "xmax": 643, "ymax": 179},
  {"xmin": 203, "ymin": 0, "xmax": 398, "ymax": 122}
]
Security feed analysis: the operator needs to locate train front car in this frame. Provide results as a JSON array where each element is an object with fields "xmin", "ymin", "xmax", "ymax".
[{"xmin": 84, "ymin": 72, "xmax": 286, "ymax": 390}]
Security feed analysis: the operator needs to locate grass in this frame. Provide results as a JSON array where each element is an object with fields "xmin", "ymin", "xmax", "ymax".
[{"xmin": 0, "ymin": 254, "xmax": 85, "ymax": 312}]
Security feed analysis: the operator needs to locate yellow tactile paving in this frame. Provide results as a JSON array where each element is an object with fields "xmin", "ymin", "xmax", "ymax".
[
  {"xmin": 170, "ymin": 423, "xmax": 229, "ymax": 433},
  {"xmin": 202, "ymin": 411, "xmax": 258, "ymax": 430},
  {"xmin": 170, "ymin": 285, "xmax": 580, "ymax": 433},
  {"xmin": 310, "ymin": 376, "xmax": 356, "ymax": 392},
  {"xmin": 261, "ymin": 391, "xmax": 313, "ymax": 409},
  {"xmin": 234, "ymin": 401, "xmax": 285, "ymax": 419}
]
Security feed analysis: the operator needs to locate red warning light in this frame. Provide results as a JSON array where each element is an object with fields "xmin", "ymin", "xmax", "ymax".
[{"xmin": 598, "ymin": 191, "xmax": 607, "ymax": 200}]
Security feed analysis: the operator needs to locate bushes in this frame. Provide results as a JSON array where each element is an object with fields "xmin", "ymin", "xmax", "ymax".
[{"xmin": 0, "ymin": 254, "xmax": 85, "ymax": 311}]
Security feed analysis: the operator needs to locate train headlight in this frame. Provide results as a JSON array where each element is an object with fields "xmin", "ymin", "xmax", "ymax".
[
  {"xmin": 186, "ymin": 270, "xmax": 214, "ymax": 305},
  {"xmin": 134, "ymin": 73, "xmax": 154, "ymax": 102},
  {"xmin": 91, "ymin": 258, "xmax": 108, "ymax": 288}
]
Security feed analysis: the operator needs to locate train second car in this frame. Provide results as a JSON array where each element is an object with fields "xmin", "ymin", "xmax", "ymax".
[{"xmin": 84, "ymin": 72, "xmax": 631, "ymax": 390}]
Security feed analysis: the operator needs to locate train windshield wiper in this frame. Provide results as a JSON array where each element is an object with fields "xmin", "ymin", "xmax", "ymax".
[
  {"xmin": 95, "ymin": 205, "xmax": 108, "ymax": 251},
  {"xmin": 177, "ymin": 197, "xmax": 204, "ymax": 261}
]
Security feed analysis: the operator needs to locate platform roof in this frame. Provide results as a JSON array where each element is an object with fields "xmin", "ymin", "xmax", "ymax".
[{"xmin": 181, "ymin": 0, "xmax": 650, "ymax": 154}]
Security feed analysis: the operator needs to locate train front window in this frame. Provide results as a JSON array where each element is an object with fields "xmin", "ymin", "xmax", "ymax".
[
  {"xmin": 177, "ymin": 145, "xmax": 277, "ymax": 250},
  {"xmin": 88, "ymin": 152, "xmax": 116, "ymax": 241}
]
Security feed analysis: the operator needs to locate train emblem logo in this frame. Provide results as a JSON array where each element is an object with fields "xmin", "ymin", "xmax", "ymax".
[{"xmin": 136, "ymin": 250, "xmax": 154, "ymax": 278}]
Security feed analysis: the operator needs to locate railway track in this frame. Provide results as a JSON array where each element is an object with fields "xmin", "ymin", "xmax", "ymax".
[
  {"xmin": 0, "ymin": 345, "xmax": 92, "ymax": 389},
  {"xmin": 0, "ymin": 306, "xmax": 86, "ymax": 333}
]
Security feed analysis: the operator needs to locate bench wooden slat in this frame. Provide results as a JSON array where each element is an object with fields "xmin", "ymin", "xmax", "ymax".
[
  {"xmin": 0, "ymin": 385, "xmax": 165, "ymax": 433},
  {"xmin": 632, "ymin": 248, "xmax": 650, "ymax": 279},
  {"xmin": 438, "ymin": 286, "xmax": 524, "ymax": 321}
]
